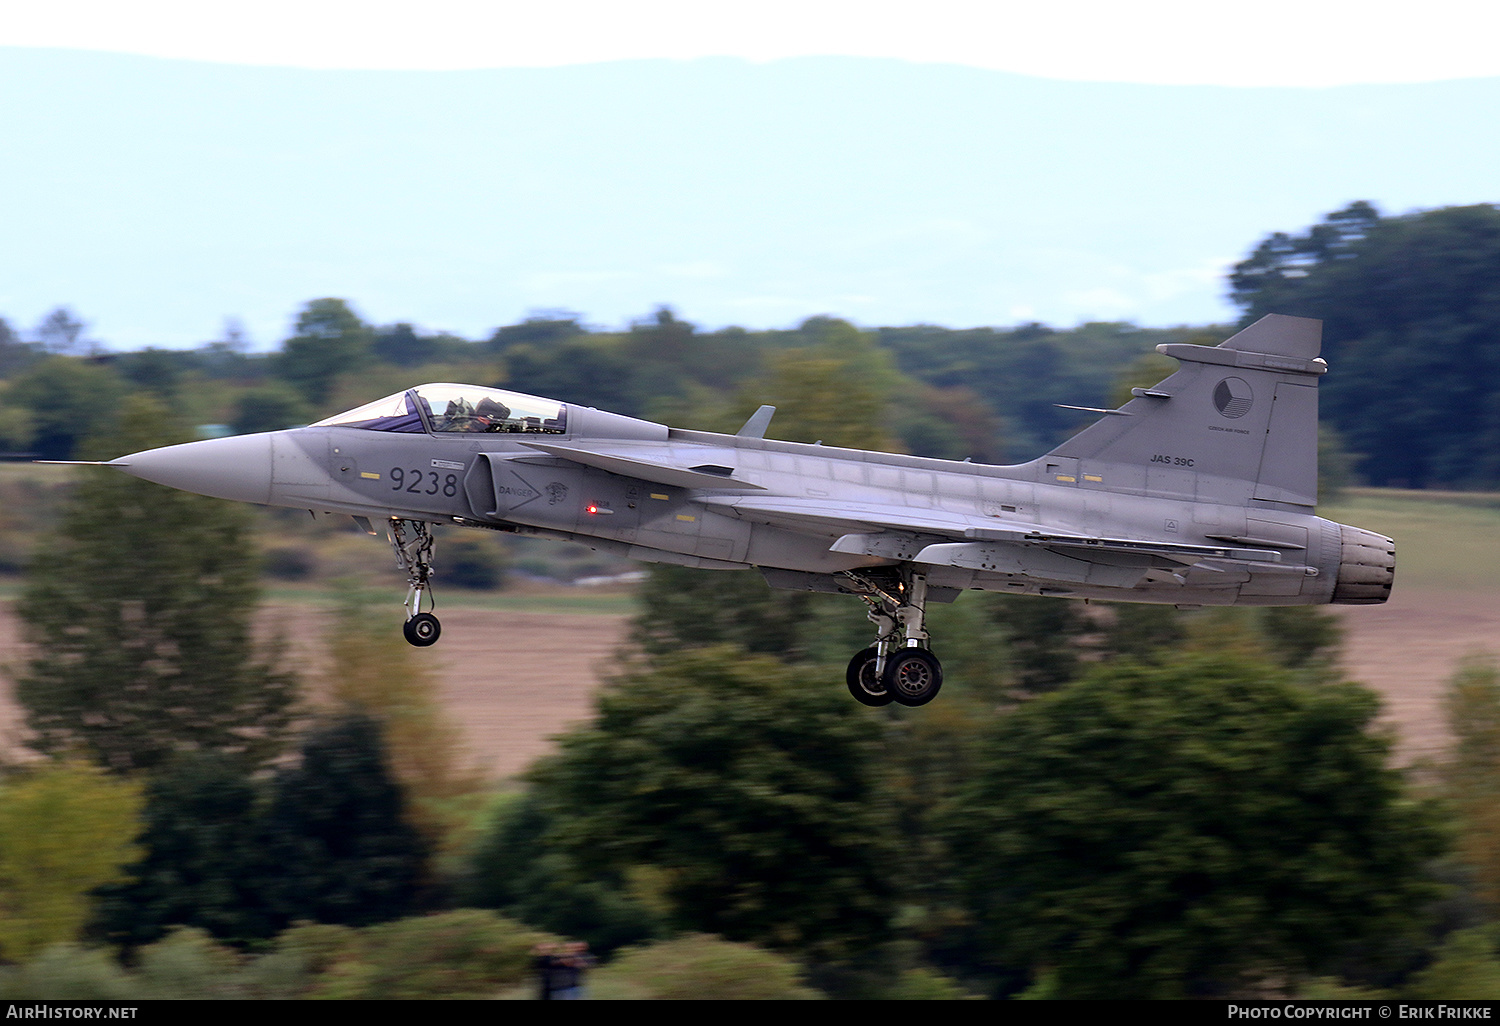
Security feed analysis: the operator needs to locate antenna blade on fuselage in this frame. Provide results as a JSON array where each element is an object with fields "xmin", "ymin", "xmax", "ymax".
[{"xmin": 737, "ymin": 405, "xmax": 776, "ymax": 438}]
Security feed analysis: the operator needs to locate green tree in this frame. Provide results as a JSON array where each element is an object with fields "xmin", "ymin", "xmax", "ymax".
[
  {"xmin": 0, "ymin": 317, "xmax": 40, "ymax": 378},
  {"xmin": 258, "ymin": 713, "xmax": 429, "ymax": 931},
  {"xmin": 630, "ymin": 565, "xmax": 813, "ymax": 660},
  {"xmin": 1406, "ymin": 925, "xmax": 1500, "ymax": 1000},
  {"xmin": 591, "ymin": 934, "xmax": 823, "ymax": 999},
  {"xmin": 949, "ymin": 649, "xmax": 1444, "ymax": 998},
  {"xmin": 14, "ymin": 396, "xmax": 297, "ymax": 773},
  {"xmin": 0, "ymin": 356, "xmax": 126, "ymax": 459},
  {"xmin": 284, "ymin": 911, "xmax": 550, "ymax": 999},
  {"xmin": 277, "ymin": 298, "xmax": 373, "ymax": 407},
  {"xmin": 1442, "ymin": 657, "xmax": 1500, "ymax": 911},
  {"xmin": 1256, "ymin": 606, "xmax": 1344, "ymax": 672},
  {"xmin": 321, "ymin": 594, "xmax": 485, "ymax": 859},
  {"xmin": 440, "ymin": 532, "xmax": 508, "ymax": 590},
  {"xmin": 1318, "ymin": 423, "xmax": 1358, "ymax": 502},
  {"xmin": 488, "ymin": 312, "xmax": 585, "ymax": 354},
  {"xmin": 515, "ymin": 646, "xmax": 897, "ymax": 960},
  {"xmin": 371, "ymin": 322, "xmax": 470, "ymax": 367},
  {"xmin": 988, "ymin": 593, "xmax": 1091, "ymax": 692},
  {"xmin": 231, "ymin": 382, "xmax": 311, "ymax": 435},
  {"xmin": 1232, "ymin": 202, "xmax": 1500, "ymax": 487},
  {"xmin": 0, "ymin": 761, "xmax": 145, "ymax": 962},
  {"xmin": 92, "ymin": 753, "xmax": 273, "ymax": 946},
  {"xmin": 0, "ymin": 943, "xmax": 138, "ymax": 1000},
  {"xmin": 465, "ymin": 790, "xmax": 666, "ymax": 954},
  {"xmin": 755, "ymin": 317, "xmax": 898, "ymax": 450}
]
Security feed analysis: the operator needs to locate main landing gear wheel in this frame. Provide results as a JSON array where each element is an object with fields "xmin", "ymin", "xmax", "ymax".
[
  {"xmin": 403, "ymin": 612, "xmax": 441, "ymax": 647},
  {"xmin": 842, "ymin": 565, "xmax": 943, "ymax": 707},
  {"xmin": 846, "ymin": 647, "xmax": 893, "ymax": 707},
  {"xmin": 883, "ymin": 648, "xmax": 943, "ymax": 707}
]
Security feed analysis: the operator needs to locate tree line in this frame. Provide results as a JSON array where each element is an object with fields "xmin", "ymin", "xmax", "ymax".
[{"xmin": 6, "ymin": 202, "xmax": 1499, "ymax": 488}]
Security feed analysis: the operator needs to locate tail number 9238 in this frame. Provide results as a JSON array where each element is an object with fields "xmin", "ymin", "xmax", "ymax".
[{"xmin": 391, "ymin": 468, "xmax": 458, "ymax": 497}]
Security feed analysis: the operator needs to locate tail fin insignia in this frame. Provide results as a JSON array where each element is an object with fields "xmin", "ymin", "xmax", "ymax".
[{"xmin": 1047, "ymin": 314, "xmax": 1325, "ymax": 507}]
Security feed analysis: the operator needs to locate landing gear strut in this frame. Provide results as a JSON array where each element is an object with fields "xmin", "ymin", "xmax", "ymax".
[
  {"xmin": 843, "ymin": 566, "xmax": 943, "ymax": 707},
  {"xmin": 389, "ymin": 518, "xmax": 441, "ymax": 647}
]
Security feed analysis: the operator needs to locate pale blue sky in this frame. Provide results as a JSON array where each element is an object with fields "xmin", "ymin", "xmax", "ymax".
[
  {"xmin": 2, "ymin": 4, "xmax": 1498, "ymax": 348},
  {"xmin": 7, "ymin": 1, "xmax": 1500, "ymax": 86}
]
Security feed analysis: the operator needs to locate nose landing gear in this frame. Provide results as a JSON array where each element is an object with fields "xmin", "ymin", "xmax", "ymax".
[
  {"xmin": 403, "ymin": 612, "xmax": 441, "ymax": 646},
  {"xmin": 843, "ymin": 567, "xmax": 943, "ymax": 707},
  {"xmin": 389, "ymin": 518, "xmax": 441, "ymax": 647}
]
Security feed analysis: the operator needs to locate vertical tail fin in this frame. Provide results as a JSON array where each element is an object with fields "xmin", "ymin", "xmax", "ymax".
[{"xmin": 1047, "ymin": 314, "xmax": 1325, "ymax": 506}]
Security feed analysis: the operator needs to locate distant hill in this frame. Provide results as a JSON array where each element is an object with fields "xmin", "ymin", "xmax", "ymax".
[{"xmin": 1, "ymin": 49, "xmax": 1497, "ymax": 346}]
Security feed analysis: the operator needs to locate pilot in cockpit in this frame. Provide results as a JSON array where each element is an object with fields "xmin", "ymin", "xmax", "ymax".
[{"xmin": 474, "ymin": 396, "xmax": 512, "ymax": 431}]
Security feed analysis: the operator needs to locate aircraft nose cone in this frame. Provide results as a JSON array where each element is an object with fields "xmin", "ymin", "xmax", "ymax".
[{"xmin": 116, "ymin": 433, "xmax": 274, "ymax": 505}]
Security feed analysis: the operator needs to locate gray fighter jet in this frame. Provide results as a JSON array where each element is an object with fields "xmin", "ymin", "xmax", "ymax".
[{"xmin": 76, "ymin": 313, "xmax": 1393, "ymax": 707}]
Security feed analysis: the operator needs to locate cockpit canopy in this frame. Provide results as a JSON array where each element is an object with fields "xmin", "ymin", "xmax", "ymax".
[{"xmin": 312, "ymin": 384, "xmax": 568, "ymax": 435}]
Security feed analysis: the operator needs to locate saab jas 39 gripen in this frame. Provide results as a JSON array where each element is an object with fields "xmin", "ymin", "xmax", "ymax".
[{"xmin": 69, "ymin": 313, "xmax": 1394, "ymax": 708}]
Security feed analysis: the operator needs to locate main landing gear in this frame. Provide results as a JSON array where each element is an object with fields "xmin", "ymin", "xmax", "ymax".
[
  {"xmin": 389, "ymin": 518, "xmax": 441, "ymax": 647},
  {"xmin": 842, "ymin": 567, "xmax": 943, "ymax": 708}
]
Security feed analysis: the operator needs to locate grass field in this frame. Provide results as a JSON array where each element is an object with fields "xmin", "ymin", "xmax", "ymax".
[{"xmin": 1323, "ymin": 488, "xmax": 1500, "ymax": 591}]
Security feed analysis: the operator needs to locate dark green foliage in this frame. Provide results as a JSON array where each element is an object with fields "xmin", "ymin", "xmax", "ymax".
[
  {"xmin": 487, "ymin": 313, "xmax": 585, "ymax": 353},
  {"xmin": 0, "ymin": 316, "xmax": 41, "ymax": 377},
  {"xmin": 260, "ymin": 545, "xmax": 316, "ymax": 580},
  {"xmin": 949, "ymin": 650, "xmax": 1445, "ymax": 998},
  {"xmin": 441, "ymin": 531, "xmax": 507, "ymax": 590},
  {"xmin": 1258, "ymin": 606, "xmax": 1344, "ymax": 670},
  {"xmin": 231, "ymin": 383, "xmax": 311, "ymax": 434},
  {"xmin": 506, "ymin": 647, "xmax": 897, "ymax": 960},
  {"xmin": 99, "ymin": 717, "xmax": 434, "ymax": 947},
  {"xmin": 0, "ymin": 945, "xmax": 138, "ymax": 1000},
  {"xmin": 465, "ymin": 792, "xmax": 664, "ymax": 954},
  {"xmin": 259, "ymin": 713, "xmax": 429, "ymax": 931},
  {"xmin": 191, "ymin": 324, "xmax": 256, "ymax": 380},
  {"xmin": 889, "ymin": 383, "xmax": 1003, "ymax": 462},
  {"xmin": 277, "ymin": 298, "xmax": 373, "ymax": 406},
  {"xmin": 1442, "ymin": 658, "xmax": 1500, "ymax": 911},
  {"xmin": 1407, "ymin": 925, "xmax": 1500, "ymax": 999},
  {"xmin": 2, "ymin": 356, "xmax": 127, "ymax": 459},
  {"xmin": 1099, "ymin": 602, "xmax": 1187, "ymax": 663},
  {"xmin": 1318, "ymin": 423, "xmax": 1358, "ymax": 501},
  {"xmin": 1230, "ymin": 200, "xmax": 1383, "ymax": 319},
  {"xmin": 591, "ymin": 934, "xmax": 823, "ymax": 999},
  {"xmin": 876, "ymin": 321, "xmax": 1197, "ymax": 460},
  {"xmin": 371, "ymin": 322, "xmax": 472, "ymax": 366},
  {"xmin": 115, "ymin": 348, "xmax": 189, "ymax": 397},
  {"xmin": 631, "ymin": 565, "xmax": 812, "ymax": 660},
  {"xmin": 15, "ymin": 397, "xmax": 296, "ymax": 772},
  {"xmin": 289, "ymin": 910, "xmax": 548, "ymax": 999},
  {"xmin": 1232, "ymin": 202, "xmax": 1500, "ymax": 487},
  {"xmin": 93, "ymin": 753, "xmax": 272, "ymax": 947},
  {"xmin": 4, "ymin": 913, "xmax": 551, "ymax": 1000},
  {"xmin": 499, "ymin": 334, "xmax": 635, "ymax": 413},
  {"xmin": 988, "ymin": 593, "xmax": 1090, "ymax": 692}
]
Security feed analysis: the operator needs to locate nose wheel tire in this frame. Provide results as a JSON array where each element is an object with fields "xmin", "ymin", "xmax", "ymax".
[
  {"xmin": 403, "ymin": 612, "xmax": 441, "ymax": 647},
  {"xmin": 883, "ymin": 648, "xmax": 942, "ymax": 707},
  {"xmin": 846, "ymin": 647, "xmax": 893, "ymax": 707}
]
